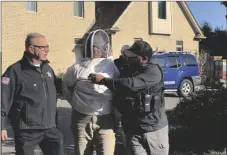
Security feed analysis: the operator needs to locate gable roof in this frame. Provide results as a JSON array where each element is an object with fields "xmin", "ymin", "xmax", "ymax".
[
  {"xmin": 91, "ymin": 2, "xmax": 130, "ymax": 31},
  {"xmin": 94, "ymin": 1, "xmax": 205, "ymax": 39},
  {"xmin": 76, "ymin": 1, "xmax": 205, "ymax": 46},
  {"xmin": 178, "ymin": 2, "xmax": 205, "ymax": 39}
]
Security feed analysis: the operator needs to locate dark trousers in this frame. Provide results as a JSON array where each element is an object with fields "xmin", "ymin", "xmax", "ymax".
[{"xmin": 14, "ymin": 127, "xmax": 64, "ymax": 155}]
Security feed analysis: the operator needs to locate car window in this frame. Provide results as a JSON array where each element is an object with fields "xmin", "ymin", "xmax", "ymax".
[
  {"xmin": 151, "ymin": 57, "xmax": 165, "ymax": 68},
  {"xmin": 183, "ymin": 55, "xmax": 197, "ymax": 66},
  {"xmin": 167, "ymin": 56, "xmax": 181, "ymax": 68}
]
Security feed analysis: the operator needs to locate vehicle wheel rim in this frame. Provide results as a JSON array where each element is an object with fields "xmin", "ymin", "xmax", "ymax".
[{"xmin": 182, "ymin": 83, "xmax": 191, "ymax": 94}]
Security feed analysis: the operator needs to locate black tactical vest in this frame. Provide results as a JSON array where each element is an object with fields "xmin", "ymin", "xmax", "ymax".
[{"xmin": 114, "ymin": 64, "xmax": 165, "ymax": 116}]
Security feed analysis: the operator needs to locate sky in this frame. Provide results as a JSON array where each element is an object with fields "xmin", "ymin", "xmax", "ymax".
[{"xmin": 186, "ymin": 1, "xmax": 227, "ymax": 31}]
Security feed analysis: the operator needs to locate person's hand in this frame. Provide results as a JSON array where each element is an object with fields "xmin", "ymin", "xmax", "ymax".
[
  {"xmin": 95, "ymin": 74, "xmax": 105, "ymax": 83},
  {"xmin": 1, "ymin": 130, "xmax": 8, "ymax": 141},
  {"xmin": 88, "ymin": 74, "xmax": 105, "ymax": 83}
]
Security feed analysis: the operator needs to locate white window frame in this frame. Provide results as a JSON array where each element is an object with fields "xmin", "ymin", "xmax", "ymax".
[
  {"xmin": 176, "ymin": 40, "xmax": 183, "ymax": 51},
  {"xmin": 134, "ymin": 38, "xmax": 143, "ymax": 42},
  {"xmin": 74, "ymin": 1, "xmax": 84, "ymax": 17},
  {"xmin": 26, "ymin": 1, "xmax": 37, "ymax": 12}
]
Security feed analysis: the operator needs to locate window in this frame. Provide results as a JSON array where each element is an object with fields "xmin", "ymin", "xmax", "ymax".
[
  {"xmin": 151, "ymin": 57, "xmax": 165, "ymax": 68},
  {"xmin": 158, "ymin": 1, "xmax": 166, "ymax": 19},
  {"xmin": 74, "ymin": 1, "xmax": 84, "ymax": 17},
  {"xmin": 176, "ymin": 40, "xmax": 183, "ymax": 51},
  {"xmin": 167, "ymin": 56, "xmax": 181, "ymax": 68},
  {"xmin": 26, "ymin": 1, "xmax": 37, "ymax": 12},
  {"xmin": 183, "ymin": 55, "xmax": 197, "ymax": 66},
  {"xmin": 134, "ymin": 38, "xmax": 143, "ymax": 42}
]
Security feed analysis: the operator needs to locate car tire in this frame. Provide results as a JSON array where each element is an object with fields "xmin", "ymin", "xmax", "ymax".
[{"xmin": 178, "ymin": 79, "xmax": 193, "ymax": 97}]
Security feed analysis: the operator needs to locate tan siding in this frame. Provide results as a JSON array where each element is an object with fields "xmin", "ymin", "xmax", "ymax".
[
  {"xmin": 111, "ymin": 2, "xmax": 199, "ymax": 58},
  {"xmin": 2, "ymin": 2, "xmax": 95, "ymax": 73}
]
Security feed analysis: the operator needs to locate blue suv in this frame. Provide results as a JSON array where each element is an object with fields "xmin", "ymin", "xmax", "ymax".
[{"xmin": 151, "ymin": 52, "xmax": 201, "ymax": 97}]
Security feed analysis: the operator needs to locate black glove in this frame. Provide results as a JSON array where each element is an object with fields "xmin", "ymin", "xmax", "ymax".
[{"xmin": 88, "ymin": 73, "xmax": 97, "ymax": 83}]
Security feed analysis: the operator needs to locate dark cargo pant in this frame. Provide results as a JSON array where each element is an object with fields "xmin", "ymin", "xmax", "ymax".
[
  {"xmin": 14, "ymin": 127, "xmax": 64, "ymax": 155},
  {"xmin": 125, "ymin": 125, "xmax": 169, "ymax": 155}
]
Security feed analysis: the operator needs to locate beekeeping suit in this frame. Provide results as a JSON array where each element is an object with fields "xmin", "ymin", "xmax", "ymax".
[{"xmin": 62, "ymin": 29, "xmax": 120, "ymax": 116}]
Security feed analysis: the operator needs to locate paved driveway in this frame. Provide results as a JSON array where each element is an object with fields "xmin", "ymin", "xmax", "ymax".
[{"xmin": 2, "ymin": 94, "xmax": 180, "ymax": 155}]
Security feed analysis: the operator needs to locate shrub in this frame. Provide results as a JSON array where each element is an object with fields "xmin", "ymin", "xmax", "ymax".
[
  {"xmin": 167, "ymin": 88, "xmax": 227, "ymax": 154},
  {"xmin": 167, "ymin": 88, "xmax": 227, "ymax": 127},
  {"xmin": 56, "ymin": 72, "xmax": 64, "ymax": 80}
]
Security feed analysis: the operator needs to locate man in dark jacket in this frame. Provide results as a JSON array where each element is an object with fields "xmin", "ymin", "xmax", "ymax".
[
  {"xmin": 89, "ymin": 41, "xmax": 169, "ymax": 155},
  {"xmin": 1, "ymin": 33, "xmax": 64, "ymax": 155}
]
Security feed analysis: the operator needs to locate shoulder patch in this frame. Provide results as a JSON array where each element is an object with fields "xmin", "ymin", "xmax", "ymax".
[
  {"xmin": 47, "ymin": 71, "xmax": 52, "ymax": 78},
  {"xmin": 2, "ymin": 77, "xmax": 10, "ymax": 85}
]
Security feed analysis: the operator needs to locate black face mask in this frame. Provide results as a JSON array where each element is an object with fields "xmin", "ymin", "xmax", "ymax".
[{"xmin": 119, "ymin": 55, "xmax": 141, "ymax": 69}]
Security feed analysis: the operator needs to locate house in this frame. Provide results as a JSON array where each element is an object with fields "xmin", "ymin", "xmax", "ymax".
[
  {"xmin": 86, "ymin": 1, "xmax": 205, "ymax": 59},
  {"xmin": 2, "ymin": 1, "xmax": 205, "ymax": 74},
  {"xmin": 2, "ymin": 1, "xmax": 95, "ymax": 73}
]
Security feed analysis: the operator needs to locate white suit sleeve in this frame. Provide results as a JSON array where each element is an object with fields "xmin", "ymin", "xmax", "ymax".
[
  {"xmin": 113, "ymin": 64, "xmax": 120, "ymax": 78},
  {"xmin": 62, "ymin": 65, "xmax": 77, "ymax": 104},
  {"xmin": 99, "ymin": 57, "xmax": 120, "ymax": 78}
]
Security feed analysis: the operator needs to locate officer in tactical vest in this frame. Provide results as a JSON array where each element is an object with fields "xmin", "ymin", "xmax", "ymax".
[{"xmin": 89, "ymin": 40, "xmax": 169, "ymax": 155}]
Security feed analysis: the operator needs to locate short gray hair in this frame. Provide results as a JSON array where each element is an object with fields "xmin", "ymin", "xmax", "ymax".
[{"xmin": 25, "ymin": 32, "xmax": 45, "ymax": 49}]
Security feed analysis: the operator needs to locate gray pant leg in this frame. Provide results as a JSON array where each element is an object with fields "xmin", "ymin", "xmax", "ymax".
[
  {"xmin": 126, "ymin": 134, "xmax": 147, "ymax": 155},
  {"xmin": 143, "ymin": 125, "xmax": 169, "ymax": 155},
  {"xmin": 125, "ymin": 125, "xmax": 169, "ymax": 155}
]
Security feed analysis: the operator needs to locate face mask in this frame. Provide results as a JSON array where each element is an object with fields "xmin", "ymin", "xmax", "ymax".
[{"xmin": 119, "ymin": 55, "xmax": 141, "ymax": 69}]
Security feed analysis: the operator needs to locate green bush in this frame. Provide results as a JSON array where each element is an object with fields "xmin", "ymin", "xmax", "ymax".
[
  {"xmin": 167, "ymin": 88, "xmax": 227, "ymax": 154},
  {"xmin": 56, "ymin": 72, "xmax": 64, "ymax": 80},
  {"xmin": 168, "ymin": 88, "xmax": 227, "ymax": 127}
]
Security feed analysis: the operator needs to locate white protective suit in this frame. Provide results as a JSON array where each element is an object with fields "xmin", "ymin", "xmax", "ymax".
[{"xmin": 62, "ymin": 29, "xmax": 120, "ymax": 116}]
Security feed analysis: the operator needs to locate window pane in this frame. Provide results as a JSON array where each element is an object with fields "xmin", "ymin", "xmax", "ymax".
[
  {"xmin": 176, "ymin": 47, "xmax": 182, "ymax": 51},
  {"xmin": 134, "ymin": 38, "xmax": 143, "ymax": 42},
  {"xmin": 167, "ymin": 57, "xmax": 180, "ymax": 68},
  {"xmin": 183, "ymin": 55, "xmax": 197, "ymax": 66},
  {"xmin": 74, "ymin": 1, "xmax": 84, "ymax": 17},
  {"xmin": 176, "ymin": 40, "xmax": 183, "ymax": 51},
  {"xmin": 151, "ymin": 57, "xmax": 165, "ymax": 68},
  {"xmin": 26, "ymin": 2, "xmax": 37, "ymax": 12},
  {"xmin": 158, "ymin": 1, "xmax": 166, "ymax": 19},
  {"xmin": 176, "ymin": 57, "xmax": 182, "ymax": 67},
  {"xmin": 176, "ymin": 40, "xmax": 183, "ymax": 45}
]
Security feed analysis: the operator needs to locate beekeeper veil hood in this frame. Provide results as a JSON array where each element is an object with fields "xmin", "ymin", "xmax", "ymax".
[{"xmin": 84, "ymin": 29, "xmax": 110, "ymax": 59}]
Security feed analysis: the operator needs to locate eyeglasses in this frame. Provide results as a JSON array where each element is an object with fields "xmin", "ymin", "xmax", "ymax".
[{"xmin": 32, "ymin": 45, "xmax": 49, "ymax": 50}]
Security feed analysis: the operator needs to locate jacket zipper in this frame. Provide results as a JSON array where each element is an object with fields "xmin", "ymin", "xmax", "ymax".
[
  {"xmin": 41, "ymin": 73, "xmax": 48, "ymax": 128},
  {"xmin": 41, "ymin": 74, "xmax": 47, "ymax": 98}
]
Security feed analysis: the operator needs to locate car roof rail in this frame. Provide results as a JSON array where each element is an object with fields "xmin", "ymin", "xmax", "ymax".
[
  {"xmin": 153, "ymin": 51, "xmax": 165, "ymax": 54},
  {"xmin": 153, "ymin": 51, "xmax": 192, "ymax": 55},
  {"xmin": 169, "ymin": 51, "xmax": 191, "ymax": 54}
]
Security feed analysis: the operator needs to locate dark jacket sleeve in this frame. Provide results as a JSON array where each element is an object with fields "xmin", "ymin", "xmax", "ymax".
[
  {"xmin": 103, "ymin": 65, "xmax": 162, "ymax": 92},
  {"xmin": 1, "ymin": 66, "xmax": 17, "ymax": 130},
  {"xmin": 51, "ymin": 70, "xmax": 61, "ymax": 128},
  {"xmin": 52, "ymin": 70, "xmax": 62, "ymax": 96}
]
